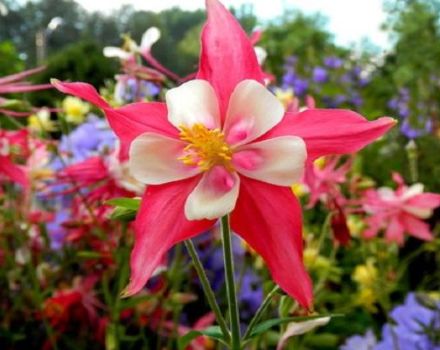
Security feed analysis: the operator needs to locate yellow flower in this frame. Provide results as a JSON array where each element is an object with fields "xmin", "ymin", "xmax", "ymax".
[
  {"xmin": 304, "ymin": 247, "xmax": 331, "ymax": 271},
  {"xmin": 352, "ymin": 259, "xmax": 378, "ymax": 287},
  {"xmin": 28, "ymin": 109, "xmax": 57, "ymax": 132},
  {"xmin": 357, "ymin": 288, "xmax": 378, "ymax": 312},
  {"xmin": 62, "ymin": 96, "xmax": 89, "ymax": 124},
  {"xmin": 274, "ymin": 88, "xmax": 294, "ymax": 108}
]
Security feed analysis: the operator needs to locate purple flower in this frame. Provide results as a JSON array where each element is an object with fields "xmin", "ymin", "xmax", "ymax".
[
  {"xmin": 293, "ymin": 78, "xmax": 308, "ymax": 96},
  {"xmin": 324, "ymin": 56, "xmax": 343, "ymax": 69},
  {"xmin": 340, "ymin": 330, "xmax": 377, "ymax": 350},
  {"xmin": 238, "ymin": 271, "xmax": 263, "ymax": 320},
  {"xmin": 282, "ymin": 70, "xmax": 297, "ymax": 88},
  {"xmin": 312, "ymin": 66, "xmax": 328, "ymax": 83},
  {"xmin": 47, "ymin": 209, "xmax": 70, "ymax": 250},
  {"xmin": 376, "ymin": 293, "xmax": 440, "ymax": 350},
  {"xmin": 400, "ymin": 118, "xmax": 432, "ymax": 139}
]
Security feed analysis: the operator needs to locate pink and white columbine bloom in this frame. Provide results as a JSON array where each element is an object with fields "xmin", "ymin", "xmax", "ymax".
[
  {"xmin": 52, "ymin": 0, "xmax": 395, "ymax": 309},
  {"xmin": 129, "ymin": 78, "xmax": 307, "ymax": 220},
  {"xmin": 362, "ymin": 172, "xmax": 440, "ymax": 245}
]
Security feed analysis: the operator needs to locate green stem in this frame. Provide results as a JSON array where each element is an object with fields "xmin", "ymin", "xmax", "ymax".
[
  {"xmin": 221, "ymin": 215, "xmax": 241, "ymax": 350},
  {"xmin": 243, "ymin": 285, "xmax": 280, "ymax": 340},
  {"xmin": 184, "ymin": 240, "xmax": 231, "ymax": 343}
]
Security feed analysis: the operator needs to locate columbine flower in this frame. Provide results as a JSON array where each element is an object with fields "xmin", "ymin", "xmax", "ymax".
[
  {"xmin": 362, "ymin": 172, "xmax": 440, "ymax": 245},
  {"xmin": 52, "ymin": 0, "xmax": 395, "ymax": 308},
  {"xmin": 103, "ymin": 27, "xmax": 161, "ymax": 61},
  {"xmin": 62, "ymin": 96, "xmax": 89, "ymax": 124}
]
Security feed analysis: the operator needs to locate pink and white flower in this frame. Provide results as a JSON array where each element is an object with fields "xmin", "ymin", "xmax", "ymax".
[
  {"xmin": 362, "ymin": 172, "xmax": 440, "ymax": 244},
  {"xmin": 52, "ymin": 0, "xmax": 395, "ymax": 309}
]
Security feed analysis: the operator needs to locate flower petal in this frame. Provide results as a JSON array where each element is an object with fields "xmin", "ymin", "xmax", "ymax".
[
  {"xmin": 223, "ymin": 80, "xmax": 285, "ymax": 146},
  {"xmin": 51, "ymin": 80, "xmax": 110, "ymax": 109},
  {"xmin": 166, "ymin": 80, "xmax": 220, "ymax": 129},
  {"xmin": 123, "ymin": 177, "xmax": 215, "ymax": 296},
  {"xmin": 185, "ymin": 166, "xmax": 240, "ymax": 220},
  {"xmin": 230, "ymin": 177, "xmax": 313, "ymax": 308},
  {"xmin": 140, "ymin": 27, "xmax": 161, "ymax": 52},
  {"xmin": 233, "ymin": 136, "xmax": 306, "ymax": 186},
  {"xmin": 260, "ymin": 109, "xmax": 396, "ymax": 160},
  {"xmin": 129, "ymin": 132, "xmax": 199, "ymax": 185},
  {"xmin": 197, "ymin": 0, "xmax": 264, "ymax": 117},
  {"xmin": 103, "ymin": 47, "xmax": 132, "ymax": 60},
  {"xmin": 51, "ymin": 80, "xmax": 179, "ymax": 158},
  {"xmin": 401, "ymin": 214, "xmax": 434, "ymax": 241},
  {"xmin": 384, "ymin": 216, "xmax": 405, "ymax": 245},
  {"xmin": 405, "ymin": 193, "xmax": 440, "ymax": 209},
  {"xmin": 0, "ymin": 156, "xmax": 28, "ymax": 188}
]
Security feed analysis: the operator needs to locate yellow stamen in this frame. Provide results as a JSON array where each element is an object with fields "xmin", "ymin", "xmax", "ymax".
[{"xmin": 178, "ymin": 123, "xmax": 233, "ymax": 171}]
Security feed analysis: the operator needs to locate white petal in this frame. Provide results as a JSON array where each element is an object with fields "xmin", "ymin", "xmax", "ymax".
[
  {"xmin": 140, "ymin": 27, "xmax": 161, "ymax": 51},
  {"xmin": 129, "ymin": 132, "xmax": 199, "ymax": 185},
  {"xmin": 223, "ymin": 80, "xmax": 284, "ymax": 146},
  {"xmin": 254, "ymin": 46, "xmax": 267, "ymax": 65},
  {"xmin": 185, "ymin": 167, "xmax": 240, "ymax": 220},
  {"xmin": 401, "ymin": 183, "xmax": 424, "ymax": 200},
  {"xmin": 166, "ymin": 80, "xmax": 220, "ymax": 129},
  {"xmin": 277, "ymin": 317, "xmax": 331, "ymax": 350},
  {"xmin": 103, "ymin": 47, "xmax": 132, "ymax": 60},
  {"xmin": 233, "ymin": 136, "xmax": 307, "ymax": 186}
]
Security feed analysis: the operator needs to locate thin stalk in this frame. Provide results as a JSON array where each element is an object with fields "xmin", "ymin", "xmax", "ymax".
[
  {"xmin": 243, "ymin": 285, "xmax": 280, "ymax": 340},
  {"xmin": 221, "ymin": 215, "xmax": 241, "ymax": 350},
  {"xmin": 184, "ymin": 240, "xmax": 231, "ymax": 343}
]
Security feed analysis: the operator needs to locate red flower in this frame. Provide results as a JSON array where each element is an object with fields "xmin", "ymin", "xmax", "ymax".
[{"xmin": 52, "ymin": 0, "xmax": 394, "ymax": 308}]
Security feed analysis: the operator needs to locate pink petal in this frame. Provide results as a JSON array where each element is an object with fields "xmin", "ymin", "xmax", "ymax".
[
  {"xmin": 124, "ymin": 177, "xmax": 215, "ymax": 296},
  {"xmin": 0, "ymin": 156, "xmax": 29, "ymax": 188},
  {"xmin": 166, "ymin": 80, "xmax": 220, "ymax": 129},
  {"xmin": 233, "ymin": 136, "xmax": 306, "ymax": 186},
  {"xmin": 230, "ymin": 177, "xmax": 313, "ymax": 308},
  {"xmin": 0, "ymin": 66, "xmax": 46, "ymax": 85},
  {"xmin": 384, "ymin": 217, "xmax": 405, "ymax": 245},
  {"xmin": 401, "ymin": 214, "xmax": 434, "ymax": 241},
  {"xmin": 405, "ymin": 193, "xmax": 440, "ymax": 209},
  {"xmin": 58, "ymin": 156, "xmax": 108, "ymax": 184},
  {"xmin": 197, "ymin": 0, "xmax": 264, "ymax": 117},
  {"xmin": 260, "ymin": 109, "xmax": 396, "ymax": 160},
  {"xmin": 51, "ymin": 80, "xmax": 109, "ymax": 109},
  {"xmin": 129, "ymin": 132, "xmax": 199, "ymax": 185},
  {"xmin": 185, "ymin": 166, "xmax": 240, "ymax": 220},
  {"xmin": 223, "ymin": 80, "xmax": 284, "ymax": 145},
  {"xmin": 51, "ymin": 80, "xmax": 178, "ymax": 157}
]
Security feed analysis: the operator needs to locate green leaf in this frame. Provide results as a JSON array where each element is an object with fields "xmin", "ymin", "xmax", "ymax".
[
  {"xmin": 110, "ymin": 207, "xmax": 137, "ymax": 222},
  {"xmin": 246, "ymin": 314, "xmax": 343, "ymax": 340},
  {"xmin": 178, "ymin": 326, "xmax": 227, "ymax": 350},
  {"xmin": 76, "ymin": 251, "xmax": 103, "ymax": 259},
  {"xmin": 106, "ymin": 197, "xmax": 141, "ymax": 210}
]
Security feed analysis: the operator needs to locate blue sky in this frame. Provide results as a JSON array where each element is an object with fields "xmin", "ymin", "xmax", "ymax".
[{"xmin": 75, "ymin": 0, "xmax": 389, "ymax": 50}]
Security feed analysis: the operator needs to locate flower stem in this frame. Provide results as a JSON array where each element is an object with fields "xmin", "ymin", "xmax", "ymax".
[
  {"xmin": 243, "ymin": 285, "xmax": 280, "ymax": 340},
  {"xmin": 221, "ymin": 215, "xmax": 241, "ymax": 350},
  {"xmin": 184, "ymin": 239, "xmax": 231, "ymax": 343}
]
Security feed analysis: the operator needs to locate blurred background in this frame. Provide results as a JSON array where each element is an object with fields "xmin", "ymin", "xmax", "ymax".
[{"xmin": 1, "ymin": 0, "xmax": 439, "ymax": 189}]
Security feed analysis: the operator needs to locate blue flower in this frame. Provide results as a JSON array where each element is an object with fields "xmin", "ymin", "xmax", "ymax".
[
  {"xmin": 376, "ymin": 293, "xmax": 440, "ymax": 350},
  {"xmin": 324, "ymin": 56, "xmax": 343, "ymax": 69},
  {"xmin": 312, "ymin": 66, "xmax": 328, "ymax": 83},
  {"xmin": 340, "ymin": 330, "xmax": 377, "ymax": 350}
]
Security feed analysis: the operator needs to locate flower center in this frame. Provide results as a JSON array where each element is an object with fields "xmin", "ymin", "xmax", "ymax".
[{"xmin": 178, "ymin": 123, "xmax": 233, "ymax": 172}]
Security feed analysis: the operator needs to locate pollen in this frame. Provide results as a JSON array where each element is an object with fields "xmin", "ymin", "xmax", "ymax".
[{"xmin": 178, "ymin": 123, "xmax": 233, "ymax": 171}]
